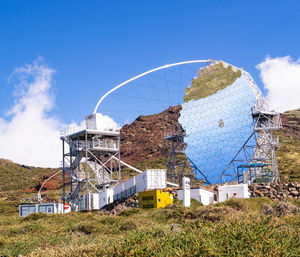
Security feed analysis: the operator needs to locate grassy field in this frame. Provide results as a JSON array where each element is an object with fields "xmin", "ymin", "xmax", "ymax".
[{"xmin": 0, "ymin": 197, "xmax": 299, "ymax": 256}]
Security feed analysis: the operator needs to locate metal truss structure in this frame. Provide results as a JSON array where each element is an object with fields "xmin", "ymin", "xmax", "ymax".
[
  {"xmin": 215, "ymin": 104, "xmax": 282, "ymax": 184},
  {"xmin": 251, "ymin": 108, "xmax": 282, "ymax": 182},
  {"xmin": 162, "ymin": 126, "xmax": 210, "ymax": 185},
  {"xmin": 61, "ymin": 128, "xmax": 121, "ymax": 210},
  {"xmin": 90, "ymin": 59, "xmax": 283, "ymax": 186}
]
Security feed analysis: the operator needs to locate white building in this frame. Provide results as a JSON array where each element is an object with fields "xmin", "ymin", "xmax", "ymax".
[
  {"xmin": 177, "ymin": 188, "xmax": 214, "ymax": 205},
  {"xmin": 218, "ymin": 184, "xmax": 250, "ymax": 202}
]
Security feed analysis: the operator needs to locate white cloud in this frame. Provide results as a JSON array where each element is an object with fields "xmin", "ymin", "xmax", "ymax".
[
  {"xmin": 256, "ymin": 56, "xmax": 300, "ymax": 112},
  {"xmin": 0, "ymin": 58, "xmax": 119, "ymax": 168},
  {"xmin": 0, "ymin": 58, "xmax": 62, "ymax": 167}
]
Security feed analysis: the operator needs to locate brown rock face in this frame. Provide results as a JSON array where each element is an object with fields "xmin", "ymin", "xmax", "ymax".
[{"xmin": 120, "ymin": 105, "xmax": 181, "ymax": 165}]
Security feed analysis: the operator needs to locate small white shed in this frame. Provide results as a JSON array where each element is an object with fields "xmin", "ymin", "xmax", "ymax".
[{"xmin": 218, "ymin": 184, "xmax": 250, "ymax": 202}]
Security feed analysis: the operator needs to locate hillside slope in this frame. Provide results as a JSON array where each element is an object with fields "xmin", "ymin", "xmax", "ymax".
[
  {"xmin": 0, "ymin": 159, "xmax": 59, "ymax": 198},
  {"xmin": 277, "ymin": 109, "xmax": 300, "ymax": 181}
]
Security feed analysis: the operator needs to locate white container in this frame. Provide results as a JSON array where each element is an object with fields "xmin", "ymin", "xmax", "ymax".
[
  {"xmin": 136, "ymin": 169, "xmax": 166, "ymax": 193},
  {"xmin": 38, "ymin": 203, "xmax": 60, "ymax": 214},
  {"xmin": 123, "ymin": 177, "xmax": 136, "ymax": 198},
  {"xmin": 79, "ymin": 193, "xmax": 100, "ymax": 211},
  {"xmin": 19, "ymin": 202, "xmax": 70, "ymax": 217},
  {"xmin": 113, "ymin": 183, "xmax": 124, "ymax": 201},
  {"xmin": 19, "ymin": 204, "xmax": 37, "ymax": 217},
  {"xmin": 218, "ymin": 184, "xmax": 250, "ymax": 203},
  {"xmin": 177, "ymin": 188, "xmax": 214, "ymax": 206},
  {"xmin": 99, "ymin": 189, "xmax": 114, "ymax": 209},
  {"xmin": 79, "ymin": 194, "xmax": 89, "ymax": 211}
]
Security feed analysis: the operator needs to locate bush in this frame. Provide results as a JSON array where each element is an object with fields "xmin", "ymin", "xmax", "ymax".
[
  {"xmin": 119, "ymin": 208, "xmax": 140, "ymax": 216},
  {"xmin": 185, "ymin": 206, "xmax": 233, "ymax": 222},
  {"xmin": 23, "ymin": 213, "xmax": 47, "ymax": 221},
  {"xmin": 220, "ymin": 198, "xmax": 245, "ymax": 211},
  {"xmin": 71, "ymin": 224, "xmax": 97, "ymax": 235},
  {"xmin": 119, "ymin": 221, "xmax": 137, "ymax": 231},
  {"xmin": 100, "ymin": 216, "xmax": 117, "ymax": 225},
  {"xmin": 191, "ymin": 198, "xmax": 204, "ymax": 208}
]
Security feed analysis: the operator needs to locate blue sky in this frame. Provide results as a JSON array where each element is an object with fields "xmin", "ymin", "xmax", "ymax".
[{"xmin": 0, "ymin": 0, "xmax": 300, "ymax": 124}]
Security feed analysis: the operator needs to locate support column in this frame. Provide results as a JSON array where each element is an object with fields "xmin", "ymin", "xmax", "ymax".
[
  {"xmin": 85, "ymin": 131, "xmax": 89, "ymax": 210},
  {"xmin": 62, "ymin": 139, "xmax": 65, "ymax": 213}
]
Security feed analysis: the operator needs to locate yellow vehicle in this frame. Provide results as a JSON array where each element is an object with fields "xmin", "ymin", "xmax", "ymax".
[{"xmin": 138, "ymin": 190, "xmax": 174, "ymax": 209}]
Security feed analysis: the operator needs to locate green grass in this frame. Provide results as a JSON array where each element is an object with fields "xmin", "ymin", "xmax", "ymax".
[
  {"xmin": 0, "ymin": 198, "xmax": 299, "ymax": 256},
  {"xmin": 184, "ymin": 62, "xmax": 241, "ymax": 103}
]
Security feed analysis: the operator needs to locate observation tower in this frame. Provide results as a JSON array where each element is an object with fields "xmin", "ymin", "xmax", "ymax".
[{"xmin": 61, "ymin": 114, "xmax": 121, "ymax": 210}]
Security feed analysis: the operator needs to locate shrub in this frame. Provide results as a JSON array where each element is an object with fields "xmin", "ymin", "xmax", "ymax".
[
  {"xmin": 220, "ymin": 198, "xmax": 245, "ymax": 211},
  {"xmin": 119, "ymin": 208, "xmax": 140, "ymax": 216},
  {"xmin": 71, "ymin": 224, "xmax": 97, "ymax": 235},
  {"xmin": 100, "ymin": 216, "xmax": 117, "ymax": 225},
  {"xmin": 119, "ymin": 220, "xmax": 137, "ymax": 231},
  {"xmin": 23, "ymin": 213, "xmax": 47, "ymax": 221}
]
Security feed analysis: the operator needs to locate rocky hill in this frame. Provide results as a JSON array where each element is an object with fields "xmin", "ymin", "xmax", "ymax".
[{"xmin": 120, "ymin": 105, "xmax": 181, "ymax": 165}]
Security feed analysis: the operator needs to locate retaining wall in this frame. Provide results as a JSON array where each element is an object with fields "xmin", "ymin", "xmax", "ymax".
[{"xmin": 248, "ymin": 182, "xmax": 300, "ymax": 200}]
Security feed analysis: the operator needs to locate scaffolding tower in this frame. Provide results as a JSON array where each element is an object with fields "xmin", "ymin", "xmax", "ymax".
[
  {"xmin": 61, "ymin": 114, "xmax": 121, "ymax": 210},
  {"xmin": 251, "ymin": 109, "xmax": 282, "ymax": 182},
  {"xmin": 215, "ymin": 107, "xmax": 282, "ymax": 184},
  {"xmin": 162, "ymin": 126, "xmax": 209, "ymax": 185}
]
